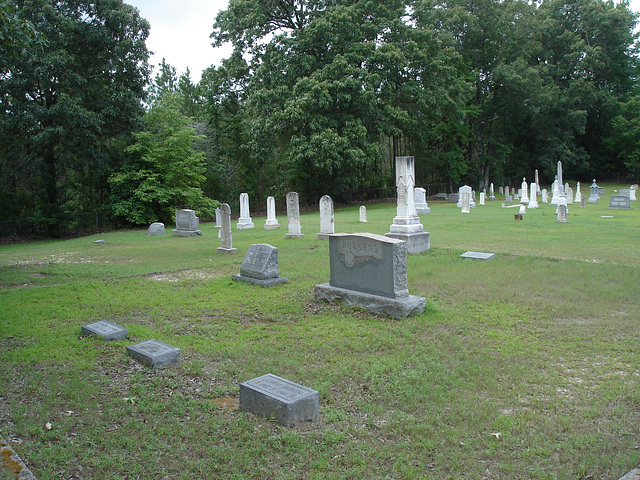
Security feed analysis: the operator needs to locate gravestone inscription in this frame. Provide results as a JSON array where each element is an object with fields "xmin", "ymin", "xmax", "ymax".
[
  {"xmin": 232, "ymin": 244, "xmax": 288, "ymax": 287},
  {"xmin": 126, "ymin": 339, "xmax": 181, "ymax": 368},
  {"xmin": 315, "ymin": 233, "xmax": 426, "ymax": 318},
  {"xmin": 81, "ymin": 320, "xmax": 128, "ymax": 341},
  {"xmin": 240, "ymin": 374, "xmax": 319, "ymax": 427}
]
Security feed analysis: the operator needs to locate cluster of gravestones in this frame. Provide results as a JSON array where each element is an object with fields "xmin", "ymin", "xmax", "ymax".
[
  {"xmin": 86, "ymin": 156, "xmax": 442, "ymax": 427},
  {"xmin": 450, "ymin": 162, "xmax": 636, "ymax": 223}
]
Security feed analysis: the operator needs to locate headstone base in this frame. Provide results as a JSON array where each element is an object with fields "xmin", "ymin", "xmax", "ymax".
[
  {"xmin": 314, "ymin": 283, "xmax": 426, "ymax": 318},
  {"xmin": 384, "ymin": 232, "xmax": 430, "ymax": 254},
  {"xmin": 415, "ymin": 206, "xmax": 431, "ymax": 214},
  {"xmin": 264, "ymin": 223, "xmax": 280, "ymax": 230},
  {"xmin": 240, "ymin": 374, "xmax": 319, "ymax": 427},
  {"xmin": 232, "ymin": 274, "xmax": 289, "ymax": 287},
  {"xmin": 316, "ymin": 233, "xmax": 331, "ymax": 240},
  {"xmin": 285, "ymin": 233, "xmax": 305, "ymax": 238},
  {"xmin": 126, "ymin": 339, "xmax": 181, "ymax": 368},
  {"xmin": 172, "ymin": 229, "xmax": 202, "ymax": 236},
  {"xmin": 217, "ymin": 247, "xmax": 237, "ymax": 254},
  {"xmin": 81, "ymin": 320, "xmax": 128, "ymax": 341},
  {"xmin": 237, "ymin": 221, "xmax": 255, "ymax": 229}
]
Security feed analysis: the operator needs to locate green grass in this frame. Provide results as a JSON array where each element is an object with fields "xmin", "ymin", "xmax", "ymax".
[{"xmin": 1, "ymin": 184, "xmax": 639, "ymax": 479}]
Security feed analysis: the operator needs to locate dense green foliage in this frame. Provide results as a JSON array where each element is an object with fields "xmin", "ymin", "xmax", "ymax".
[{"xmin": 0, "ymin": 0, "xmax": 638, "ymax": 237}]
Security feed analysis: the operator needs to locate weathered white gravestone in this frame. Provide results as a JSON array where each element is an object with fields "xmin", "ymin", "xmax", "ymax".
[
  {"xmin": 556, "ymin": 203, "xmax": 568, "ymax": 223},
  {"xmin": 126, "ymin": 339, "xmax": 181, "ymax": 368},
  {"xmin": 489, "ymin": 183, "xmax": 496, "ymax": 201},
  {"xmin": 240, "ymin": 374, "xmax": 319, "ymax": 427},
  {"xmin": 285, "ymin": 192, "xmax": 304, "ymax": 238},
  {"xmin": 414, "ymin": 187, "xmax": 430, "ymax": 214},
  {"xmin": 147, "ymin": 222, "xmax": 165, "ymax": 235},
  {"xmin": 461, "ymin": 191, "xmax": 471, "ymax": 213},
  {"xmin": 264, "ymin": 196, "xmax": 280, "ymax": 230},
  {"xmin": 574, "ymin": 182, "xmax": 582, "ymax": 203},
  {"xmin": 528, "ymin": 183, "xmax": 539, "ymax": 208},
  {"xmin": 317, "ymin": 195, "xmax": 334, "ymax": 240},
  {"xmin": 237, "ymin": 193, "xmax": 254, "ymax": 229},
  {"xmin": 479, "ymin": 192, "xmax": 486, "ymax": 205},
  {"xmin": 550, "ymin": 176, "xmax": 560, "ymax": 206},
  {"xmin": 81, "ymin": 320, "xmax": 128, "ymax": 341},
  {"xmin": 315, "ymin": 233, "xmax": 426, "ymax": 318},
  {"xmin": 232, "ymin": 244, "xmax": 288, "ymax": 287},
  {"xmin": 172, "ymin": 209, "xmax": 201, "ymax": 236},
  {"xmin": 499, "ymin": 186, "xmax": 504, "ymax": 195},
  {"xmin": 456, "ymin": 185, "xmax": 476, "ymax": 208},
  {"xmin": 565, "ymin": 184, "xmax": 574, "ymax": 204},
  {"xmin": 541, "ymin": 189, "xmax": 548, "ymax": 203},
  {"xmin": 385, "ymin": 156, "xmax": 429, "ymax": 253},
  {"xmin": 630, "ymin": 185, "xmax": 637, "ymax": 201},
  {"xmin": 520, "ymin": 178, "xmax": 529, "ymax": 203},
  {"xmin": 217, "ymin": 203, "xmax": 237, "ymax": 253},
  {"xmin": 359, "ymin": 206, "xmax": 368, "ymax": 223}
]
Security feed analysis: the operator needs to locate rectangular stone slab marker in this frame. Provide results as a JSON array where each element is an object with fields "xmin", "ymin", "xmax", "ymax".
[
  {"xmin": 126, "ymin": 339, "xmax": 181, "ymax": 368},
  {"xmin": 240, "ymin": 374, "xmax": 319, "ymax": 427},
  {"xmin": 460, "ymin": 251, "xmax": 495, "ymax": 260},
  {"xmin": 81, "ymin": 320, "xmax": 128, "ymax": 341}
]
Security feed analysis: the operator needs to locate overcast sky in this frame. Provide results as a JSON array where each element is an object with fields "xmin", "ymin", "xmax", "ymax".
[{"xmin": 126, "ymin": 0, "xmax": 640, "ymax": 84}]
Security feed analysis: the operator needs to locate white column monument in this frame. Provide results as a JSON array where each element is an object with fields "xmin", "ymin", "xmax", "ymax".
[
  {"xmin": 237, "ymin": 193, "xmax": 254, "ymax": 229},
  {"xmin": 265, "ymin": 196, "xmax": 280, "ymax": 230},
  {"xmin": 385, "ymin": 156, "xmax": 430, "ymax": 254}
]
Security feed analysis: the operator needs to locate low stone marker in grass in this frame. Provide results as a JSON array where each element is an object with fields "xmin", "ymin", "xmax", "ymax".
[
  {"xmin": 126, "ymin": 339, "xmax": 181, "ymax": 368},
  {"xmin": 608, "ymin": 195, "xmax": 631, "ymax": 209},
  {"xmin": 147, "ymin": 222, "xmax": 165, "ymax": 235},
  {"xmin": 232, "ymin": 244, "xmax": 288, "ymax": 287},
  {"xmin": 460, "ymin": 251, "xmax": 495, "ymax": 260},
  {"xmin": 81, "ymin": 320, "xmax": 128, "ymax": 341},
  {"xmin": 315, "ymin": 232, "xmax": 426, "ymax": 318},
  {"xmin": 240, "ymin": 374, "xmax": 319, "ymax": 427}
]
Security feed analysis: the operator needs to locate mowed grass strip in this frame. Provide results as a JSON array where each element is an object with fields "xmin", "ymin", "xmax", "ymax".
[{"xmin": 1, "ymin": 188, "xmax": 639, "ymax": 479}]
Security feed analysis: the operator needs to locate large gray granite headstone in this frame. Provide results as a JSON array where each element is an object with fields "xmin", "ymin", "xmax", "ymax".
[
  {"xmin": 147, "ymin": 222, "xmax": 165, "ymax": 235},
  {"xmin": 81, "ymin": 320, "xmax": 128, "ymax": 341},
  {"xmin": 232, "ymin": 244, "xmax": 288, "ymax": 287},
  {"xmin": 239, "ymin": 374, "xmax": 319, "ymax": 427},
  {"xmin": 315, "ymin": 233, "xmax": 426, "ymax": 318},
  {"xmin": 609, "ymin": 195, "xmax": 631, "ymax": 209},
  {"xmin": 126, "ymin": 339, "xmax": 181, "ymax": 368}
]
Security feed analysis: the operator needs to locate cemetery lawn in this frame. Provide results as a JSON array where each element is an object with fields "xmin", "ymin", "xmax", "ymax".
[{"xmin": 1, "ymin": 186, "xmax": 639, "ymax": 479}]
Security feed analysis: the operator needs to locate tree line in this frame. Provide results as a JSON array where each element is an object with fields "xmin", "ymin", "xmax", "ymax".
[{"xmin": 1, "ymin": 0, "xmax": 638, "ymax": 237}]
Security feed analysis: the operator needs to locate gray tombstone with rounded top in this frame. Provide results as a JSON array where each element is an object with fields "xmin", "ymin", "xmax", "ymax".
[
  {"xmin": 232, "ymin": 244, "xmax": 288, "ymax": 287},
  {"xmin": 317, "ymin": 195, "xmax": 334, "ymax": 240},
  {"xmin": 315, "ymin": 233, "xmax": 426, "ymax": 318},
  {"xmin": 285, "ymin": 192, "xmax": 305, "ymax": 238},
  {"xmin": 240, "ymin": 374, "xmax": 319, "ymax": 427},
  {"xmin": 147, "ymin": 222, "xmax": 165, "ymax": 235},
  {"xmin": 217, "ymin": 203, "xmax": 237, "ymax": 253}
]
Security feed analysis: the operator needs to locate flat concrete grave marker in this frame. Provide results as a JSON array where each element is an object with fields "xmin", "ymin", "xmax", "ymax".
[
  {"xmin": 126, "ymin": 339, "xmax": 181, "ymax": 368},
  {"xmin": 315, "ymin": 233, "xmax": 426, "ymax": 318},
  {"xmin": 608, "ymin": 195, "xmax": 631, "ymax": 209},
  {"xmin": 147, "ymin": 222, "xmax": 165, "ymax": 235},
  {"xmin": 232, "ymin": 244, "xmax": 288, "ymax": 287},
  {"xmin": 240, "ymin": 373, "xmax": 319, "ymax": 427},
  {"xmin": 460, "ymin": 251, "xmax": 495, "ymax": 260},
  {"xmin": 81, "ymin": 320, "xmax": 128, "ymax": 341}
]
